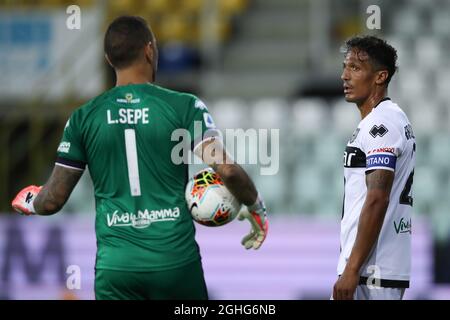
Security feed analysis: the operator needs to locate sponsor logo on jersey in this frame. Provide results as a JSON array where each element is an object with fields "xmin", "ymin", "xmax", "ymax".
[
  {"xmin": 343, "ymin": 146, "xmax": 366, "ymax": 168},
  {"xmin": 367, "ymin": 147, "xmax": 396, "ymax": 155},
  {"xmin": 394, "ymin": 217, "xmax": 412, "ymax": 234},
  {"xmin": 203, "ymin": 113, "xmax": 216, "ymax": 129},
  {"xmin": 369, "ymin": 124, "xmax": 388, "ymax": 138},
  {"xmin": 116, "ymin": 93, "xmax": 141, "ymax": 104},
  {"xmin": 366, "ymin": 153, "xmax": 397, "ymax": 170},
  {"xmin": 106, "ymin": 207, "xmax": 181, "ymax": 229},
  {"xmin": 57, "ymin": 142, "xmax": 71, "ymax": 153}
]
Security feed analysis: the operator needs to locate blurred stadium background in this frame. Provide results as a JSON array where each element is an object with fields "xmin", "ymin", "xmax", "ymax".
[{"xmin": 0, "ymin": 0, "xmax": 449, "ymax": 299}]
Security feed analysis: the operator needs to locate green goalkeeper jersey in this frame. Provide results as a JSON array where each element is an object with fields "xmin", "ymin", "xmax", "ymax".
[{"xmin": 56, "ymin": 83, "xmax": 218, "ymax": 271}]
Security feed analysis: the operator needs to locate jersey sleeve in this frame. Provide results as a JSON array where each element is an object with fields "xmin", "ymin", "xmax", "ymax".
[
  {"xmin": 55, "ymin": 111, "xmax": 86, "ymax": 171},
  {"xmin": 361, "ymin": 119, "xmax": 405, "ymax": 173},
  {"xmin": 185, "ymin": 96, "xmax": 221, "ymax": 152}
]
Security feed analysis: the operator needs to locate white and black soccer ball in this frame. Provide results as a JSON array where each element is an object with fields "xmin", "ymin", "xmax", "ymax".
[{"xmin": 185, "ymin": 168, "xmax": 241, "ymax": 226}]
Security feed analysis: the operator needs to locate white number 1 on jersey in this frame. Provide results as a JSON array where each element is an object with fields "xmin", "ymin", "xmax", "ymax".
[{"xmin": 124, "ymin": 129, "xmax": 141, "ymax": 196}]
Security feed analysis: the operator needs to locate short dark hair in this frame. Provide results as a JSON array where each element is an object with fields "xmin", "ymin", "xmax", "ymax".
[
  {"xmin": 344, "ymin": 35, "xmax": 398, "ymax": 85},
  {"xmin": 104, "ymin": 16, "xmax": 154, "ymax": 69}
]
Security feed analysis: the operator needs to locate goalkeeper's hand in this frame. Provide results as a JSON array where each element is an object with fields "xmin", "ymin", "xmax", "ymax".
[
  {"xmin": 237, "ymin": 194, "xmax": 268, "ymax": 250},
  {"xmin": 11, "ymin": 185, "xmax": 42, "ymax": 216}
]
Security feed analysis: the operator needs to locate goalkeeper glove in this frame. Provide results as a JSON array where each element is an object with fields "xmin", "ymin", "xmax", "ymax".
[
  {"xmin": 11, "ymin": 185, "xmax": 42, "ymax": 216},
  {"xmin": 238, "ymin": 194, "xmax": 268, "ymax": 250}
]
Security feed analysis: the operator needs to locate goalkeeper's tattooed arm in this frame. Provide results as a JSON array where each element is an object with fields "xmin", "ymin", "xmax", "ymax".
[
  {"xmin": 194, "ymin": 137, "xmax": 257, "ymax": 205},
  {"xmin": 213, "ymin": 163, "xmax": 258, "ymax": 206},
  {"xmin": 195, "ymin": 137, "xmax": 268, "ymax": 250},
  {"xmin": 33, "ymin": 165, "xmax": 83, "ymax": 215}
]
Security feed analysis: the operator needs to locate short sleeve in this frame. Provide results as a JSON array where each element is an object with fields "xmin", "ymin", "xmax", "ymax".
[
  {"xmin": 361, "ymin": 119, "xmax": 404, "ymax": 173},
  {"xmin": 55, "ymin": 111, "xmax": 86, "ymax": 171},
  {"xmin": 185, "ymin": 97, "xmax": 221, "ymax": 152}
]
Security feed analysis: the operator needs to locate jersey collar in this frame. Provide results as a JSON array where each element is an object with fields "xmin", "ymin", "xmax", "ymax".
[{"xmin": 373, "ymin": 97, "xmax": 391, "ymax": 109}]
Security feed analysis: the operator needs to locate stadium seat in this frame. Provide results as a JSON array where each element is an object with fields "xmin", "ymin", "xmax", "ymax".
[
  {"xmin": 158, "ymin": 42, "xmax": 200, "ymax": 73},
  {"xmin": 181, "ymin": 0, "xmax": 204, "ymax": 15},
  {"xmin": 312, "ymin": 132, "xmax": 346, "ymax": 171},
  {"xmin": 250, "ymin": 98, "xmax": 289, "ymax": 129},
  {"xmin": 159, "ymin": 13, "xmax": 190, "ymax": 42},
  {"xmin": 443, "ymin": 100, "xmax": 450, "ymax": 131},
  {"xmin": 144, "ymin": 0, "xmax": 173, "ymax": 14},
  {"xmin": 292, "ymin": 165, "xmax": 325, "ymax": 214},
  {"xmin": 392, "ymin": 7, "xmax": 422, "ymax": 37},
  {"xmin": 330, "ymin": 99, "xmax": 361, "ymax": 136},
  {"xmin": 415, "ymin": 37, "xmax": 442, "ymax": 70},
  {"xmin": 385, "ymin": 36, "xmax": 413, "ymax": 67},
  {"xmin": 291, "ymin": 98, "xmax": 330, "ymax": 136},
  {"xmin": 109, "ymin": 0, "xmax": 135, "ymax": 13},
  {"xmin": 408, "ymin": 98, "xmax": 441, "ymax": 134},
  {"xmin": 431, "ymin": 9, "xmax": 450, "ymax": 37},
  {"xmin": 397, "ymin": 69, "xmax": 427, "ymax": 101},
  {"xmin": 414, "ymin": 134, "xmax": 431, "ymax": 167},
  {"xmin": 251, "ymin": 169, "xmax": 286, "ymax": 213},
  {"xmin": 414, "ymin": 166, "xmax": 441, "ymax": 215},
  {"xmin": 429, "ymin": 135, "xmax": 450, "ymax": 169},
  {"xmin": 430, "ymin": 200, "xmax": 450, "ymax": 241},
  {"xmin": 211, "ymin": 98, "xmax": 249, "ymax": 130},
  {"xmin": 316, "ymin": 168, "xmax": 343, "ymax": 218},
  {"xmin": 219, "ymin": 0, "xmax": 248, "ymax": 15},
  {"xmin": 435, "ymin": 69, "xmax": 450, "ymax": 101}
]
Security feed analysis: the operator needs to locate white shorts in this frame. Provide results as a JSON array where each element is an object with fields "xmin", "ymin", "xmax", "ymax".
[
  {"xmin": 354, "ymin": 285, "xmax": 406, "ymax": 300},
  {"xmin": 330, "ymin": 285, "xmax": 406, "ymax": 300}
]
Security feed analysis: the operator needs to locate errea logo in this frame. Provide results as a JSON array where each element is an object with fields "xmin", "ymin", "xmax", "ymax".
[{"xmin": 369, "ymin": 124, "xmax": 388, "ymax": 138}]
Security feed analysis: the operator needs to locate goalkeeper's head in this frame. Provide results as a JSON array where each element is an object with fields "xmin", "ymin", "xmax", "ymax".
[{"xmin": 104, "ymin": 16, "xmax": 158, "ymax": 82}]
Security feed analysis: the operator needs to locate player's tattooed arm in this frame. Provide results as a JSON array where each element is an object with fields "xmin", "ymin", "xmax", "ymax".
[
  {"xmin": 33, "ymin": 165, "xmax": 83, "ymax": 215},
  {"xmin": 347, "ymin": 169, "xmax": 394, "ymax": 268},
  {"xmin": 366, "ymin": 169, "xmax": 395, "ymax": 193},
  {"xmin": 195, "ymin": 138, "xmax": 258, "ymax": 206},
  {"xmin": 349, "ymin": 170, "xmax": 394, "ymax": 262},
  {"xmin": 333, "ymin": 169, "xmax": 394, "ymax": 300},
  {"xmin": 213, "ymin": 163, "xmax": 258, "ymax": 206}
]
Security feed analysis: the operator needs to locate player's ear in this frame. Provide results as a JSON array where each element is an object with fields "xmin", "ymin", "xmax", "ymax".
[
  {"xmin": 105, "ymin": 54, "xmax": 114, "ymax": 68},
  {"xmin": 375, "ymin": 70, "xmax": 389, "ymax": 85},
  {"xmin": 144, "ymin": 42, "xmax": 153, "ymax": 64}
]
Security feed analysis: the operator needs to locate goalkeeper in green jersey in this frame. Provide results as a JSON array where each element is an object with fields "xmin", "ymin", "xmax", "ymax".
[{"xmin": 11, "ymin": 16, "xmax": 268, "ymax": 300}]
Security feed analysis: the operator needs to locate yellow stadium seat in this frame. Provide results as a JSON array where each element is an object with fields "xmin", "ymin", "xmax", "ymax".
[
  {"xmin": 143, "ymin": 0, "xmax": 172, "ymax": 14},
  {"xmin": 158, "ymin": 13, "xmax": 189, "ymax": 42},
  {"xmin": 180, "ymin": 0, "xmax": 204, "ymax": 14},
  {"xmin": 109, "ymin": 0, "xmax": 136, "ymax": 13},
  {"xmin": 219, "ymin": 0, "xmax": 247, "ymax": 15},
  {"xmin": 213, "ymin": 16, "xmax": 232, "ymax": 41}
]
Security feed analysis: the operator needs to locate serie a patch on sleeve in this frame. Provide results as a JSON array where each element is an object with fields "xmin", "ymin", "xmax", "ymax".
[{"xmin": 366, "ymin": 152, "xmax": 397, "ymax": 171}]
